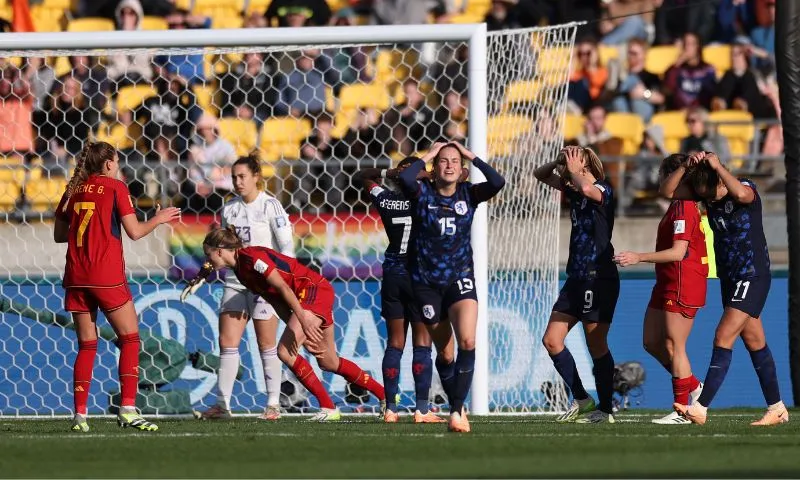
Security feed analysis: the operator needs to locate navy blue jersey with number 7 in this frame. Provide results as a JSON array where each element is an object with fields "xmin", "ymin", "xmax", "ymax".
[{"xmin": 368, "ymin": 184, "xmax": 414, "ymax": 276}]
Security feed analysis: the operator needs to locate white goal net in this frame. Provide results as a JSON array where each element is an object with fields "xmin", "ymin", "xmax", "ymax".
[{"xmin": 0, "ymin": 23, "xmax": 576, "ymax": 416}]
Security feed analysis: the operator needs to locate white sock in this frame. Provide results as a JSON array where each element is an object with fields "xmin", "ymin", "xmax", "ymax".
[
  {"xmin": 217, "ymin": 347, "xmax": 240, "ymax": 411},
  {"xmin": 261, "ymin": 347, "xmax": 281, "ymax": 407}
]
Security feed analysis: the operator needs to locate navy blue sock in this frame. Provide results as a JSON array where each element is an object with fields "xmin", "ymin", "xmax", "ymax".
[
  {"xmin": 749, "ymin": 345, "xmax": 782, "ymax": 406},
  {"xmin": 550, "ymin": 348, "xmax": 589, "ymax": 400},
  {"xmin": 381, "ymin": 346, "xmax": 402, "ymax": 412},
  {"xmin": 697, "ymin": 346, "xmax": 733, "ymax": 407},
  {"xmin": 592, "ymin": 351, "xmax": 615, "ymax": 414},
  {"xmin": 435, "ymin": 356, "xmax": 456, "ymax": 403},
  {"xmin": 451, "ymin": 349, "xmax": 475, "ymax": 414},
  {"xmin": 412, "ymin": 346, "xmax": 433, "ymax": 413}
]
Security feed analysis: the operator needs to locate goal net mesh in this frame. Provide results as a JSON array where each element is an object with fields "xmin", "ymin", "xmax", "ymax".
[{"xmin": 0, "ymin": 23, "xmax": 576, "ymax": 416}]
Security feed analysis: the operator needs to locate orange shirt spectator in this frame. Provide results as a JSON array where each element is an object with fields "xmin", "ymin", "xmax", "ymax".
[
  {"xmin": 568, "ymin": 39, "xmax": 608, "ymax": 111},
  {"xmin": 0, "ymin": 63, "xmax": 33, "ymax": 156}
]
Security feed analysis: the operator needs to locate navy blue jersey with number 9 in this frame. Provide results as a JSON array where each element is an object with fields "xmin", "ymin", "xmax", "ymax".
[{"xmin": 368, "ymin": 184, "xmax": 413, "ymax": 275}]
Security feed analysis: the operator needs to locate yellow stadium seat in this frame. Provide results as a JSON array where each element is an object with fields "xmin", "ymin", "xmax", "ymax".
[
  {"xmin": 598, "ymin": 44, "xmax": 621, "ymax": 66},
  {"xmin": 259, "ymin": 117, "xmax": 312, "ymax": 161},
  {"xmin": 26, "ymin": 178, "xmax": 67, "ymax": 213},
  {"xmin": 487, "ymin": 114, "xmax": 533, "ymax": 143},
  {"xmin": 42, "ymin": 0, "xmax": 71, "ymax": 7},
  {"xmin": 67, "ymin": 18, "xmax": 115, "ymax": 32},
  {"xmin": 95, "ymin": 122, "xmax": 134, "ymax": 150},
  {"xmin": 246, "ymin": 0, "xmax": 272, "ymax": 14},
  {"xmin": 703, "ymin": 44, "xmax": 732, "ymax": 79},
  {"xmin": 193, "ymin": 84, "xmax": 217, "ymax": 116},
  {"xmin": 194, "ymin": 0, "xmax": 242, "ymax": 19},
  {"xmin": 174, "ymin": 0, "xmax": 192, "ymax": 9},
  {"xmin": 218, "ymin": 118, "xmax": 258, "ymax": 157},
  {"xmin": 116, "ymin": 85, "xmax": 158, "ymax": 112},
  {"xmin": 212, "ymin": 16, "xmax": 244, "ymax": 29},
  {"xmin": 503, "ymin": 80, "xmax": 544, "ymax": 109},
  {"xmin": 53, "ymin": 56, "xmax": 72, "ymax": 78},
  {"xmin": 535, "ymin": 46, "xmax": 573, "ymax": 74},
  {"xmin": 31, "ymin": 5, "xmax": 65, "ymax": 32},
  {"xmin": 604, "ymin": 112, "xmax": 645, "ymax": 155},
  {"xmin": 708, "ymin": 110, "xmax": 754, "ymax": 165},
  {"xmin": 373, "ymin": 49, "xmax": 416, "ymax": 87},
  {"xmin": 338, "ymin": 83, "xmax": 392, "ymax": 111},
  {"xmin": 645, "ymin": 45, "xmax": 680, "ymax": 77},
  {"xmin": 0, "ymin": 167, "xmax": 26, "ymax": 184},
  {"xmin": 141, "ymin": 16, "xmax": 168, "ymax": 30},
  {"xmin": 564, "ymin": 113, "xmax": 584, "ymax": 141},
  {"xmin": 649, "ymin": 110, "xmax": 689, "ymax": 154},
  {"xmin": 0, "ymin": 180, "xmax": 20, "ymax": 212}
]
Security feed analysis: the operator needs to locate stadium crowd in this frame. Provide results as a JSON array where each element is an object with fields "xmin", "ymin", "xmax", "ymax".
[{"xmin": 0, "ymin": 0, "xmax": 782, "ymax": 216}]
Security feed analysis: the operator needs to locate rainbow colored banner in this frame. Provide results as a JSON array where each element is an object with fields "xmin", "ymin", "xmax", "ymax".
[{"xmin": 169, "ymin": 213, "xmax": 389, "ymax": 281}]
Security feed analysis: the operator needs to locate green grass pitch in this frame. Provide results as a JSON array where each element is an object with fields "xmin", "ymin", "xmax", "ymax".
[{"xmin": 2, "ymin": 409, "xmax": 799, "ymax": 478}]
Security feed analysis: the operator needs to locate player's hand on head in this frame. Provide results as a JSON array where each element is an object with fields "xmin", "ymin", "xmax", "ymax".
[
  {"xmin": 564, "ymin": 146, "xmax": 583, "ymax": 174},
  {"xmin": 613, "ymin": 251, "xmax": 640, "ymax": 267},
  {"xmin": 687, "ymin": 151, "xmax": 706, "ymax": 167},
  {"xmin": 703, "ymin": 151, "xmax": 721, "ymax": 170}
]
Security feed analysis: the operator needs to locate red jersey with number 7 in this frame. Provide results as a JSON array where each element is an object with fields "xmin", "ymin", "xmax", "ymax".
[
  {"xmin": 55, "ymin": 174, "xmax": 136, "ymax": 288},
  {"xmin": 653, "ymin": 200, "xmax": 709, "ymax": 308}
]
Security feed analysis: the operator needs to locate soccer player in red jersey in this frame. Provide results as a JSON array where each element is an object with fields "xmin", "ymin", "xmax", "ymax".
[
  {"xmin": 54, "ymin": 141, "xmax": 181, "ymax": 433},
  {"xmin": 614, "ymin": 154, "xmax": 708, "ymax": 424},
  {"xmin": 201, "ymin": 227, "xmax": 386, "ymax": 421}
]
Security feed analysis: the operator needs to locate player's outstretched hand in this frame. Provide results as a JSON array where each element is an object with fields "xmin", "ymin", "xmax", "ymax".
[
  {"xmin": 298, "ymin": 309, "xmax": 325, "ymax": 347},
  {"xmin": 153, "ymin": 203, "xmax": 182, "ymax": 224},
  {"xmin": 614, "ymin": 251, "xmax": 641, "ymax": 267}
]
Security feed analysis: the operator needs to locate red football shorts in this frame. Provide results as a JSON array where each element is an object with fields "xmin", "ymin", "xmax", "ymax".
[
  {"xmin": 299, "ymin": 281, "xmax": 335, "ymax": 328},
  {"xmin": 648, "ymin": 288, "xmax": 698, "ymax": 319},
  {"xmin": 65, "ymin": 284, "xmax": 133, "ymax": 313}
]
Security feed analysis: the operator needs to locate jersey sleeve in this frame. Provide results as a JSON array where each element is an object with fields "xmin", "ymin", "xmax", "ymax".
[
  {"xmin": 671, "ymin": 201, "xmax": 697, "ymax": 243},
  {"xmin": 266, "ymin": 198, "xmax": 294, "ymax": 257},
  {"xmin": 241, "ymin": 248, "xmax": 276, "ymax": 279},
  {"xmin": 740, "ymin": 178, "xmax": 759, "ymax": 199},
  {"xmin": 220, "ymin": 204, "xmax": 230, "ymax": 228},
  {"xmin": 593, "ymin": 181, "xmax": 612, "ymax": 207},
  {"xmin": 114, "ymin": 182, "xmax": 136, "ymax": 218}
]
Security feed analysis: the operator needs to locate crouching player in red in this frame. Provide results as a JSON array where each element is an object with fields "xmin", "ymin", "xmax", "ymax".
[
  {"xmin": 614, "ymin": 154, "xmax": 708, "ymax": 424},
  {"xmin": 54, "ymin": 141, "xmax": 181, "ymax": 432},
  {"xmin": 201, "ymin": 227, "xmax": 385, "ymax": 421}
]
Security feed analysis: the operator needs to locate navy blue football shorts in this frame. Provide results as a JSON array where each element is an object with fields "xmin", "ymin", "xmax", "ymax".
[
  {"xmin": 720, "ymin": 275, "xmax": 771, "ymax": 318},
  {"xmin": 381, "ymin": 271, "xmax": 421, "ymax": 323},
  {"xmin": 413, "ymin": 276, "xmax": 478, "ymax": 325},
  {"xmin": 552, "ymin": 276, "xmax": 620, "ymax": 323}
]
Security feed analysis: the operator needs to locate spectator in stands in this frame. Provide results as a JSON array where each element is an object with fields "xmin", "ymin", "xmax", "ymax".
[
  {"xmin": 244, "ymin": 11, "xmax": 268, "ymax": 28},
  {"xmin": 0, "ymin": 61, "xmax": 34, "ymax": 161},
  {"xmin": 433, "ymin": 89, "xmax": 468, "ymax": 143},
  {"xmin": 484, "ymin": 0, "xmax": 523, "ymax": 31},
  {"xmin": 679, "ymin": 106, "xmax": 731, "ymax": 160},
  {"xmin": 372, "ymin": 0, "xmax": 454, "ymax": 26},
  {"xmin": 133, "ymin": 75, "xmax": 198, "ymax": 158},
  {"xmin": 626, "ymin": 124, "xmax": 669, "ymax": 209},
  {"xmin": 219, "ymin": 52, "xmax": 280, "ymax": 126},
  {"xmin": 39, "ymin": 77, "xmax": 99, "ymax": 170},
  {"xmin": 598, "ymin": 0, "xmax": 651, "ymax": 45},
  {"xmin": 389, "ymin": 78, "xmax": 436, "ymax": 156},
  {"xmin": 749, "ymin": 0, "xmax": 775, "ymax": 73},
  {"xmin": 185, "ymin": 114, "xmax": 238, "ymax": 213},
  {"xmin": 607, "ymin": 39, "xmax": 664, "ymax": 123},
  {"xmin": 713, "ymin": 37, "xmax": 776, "ymax": 120},
  {"xmin": 576, "ymin": 104, "xmax": 613, "ymax": 149},
  {"xmin": 715, "ymin": 0, "xmax": 756, "ymax": 44},
  {"xmin": 28, "ymin": 57, "xmax": 55, "ymax": 114},
  {"xmin": 434, "ymin": 45, "xmax": 469, "ymax": 97},
  {"xmin": 278, "ymin": 49, "xmax": 328, "ymax": 119},
  {"xmin": 323, "ymin": 9, "xmax": 372, "ymax": 90},
  {"xmin": 654, "ymin": 0, "xmax": 716, "ymax": 45},
  {"xmin": 107, "ymin": 0, "xmax": 153, "ymax": 87},
  {"xmin": 297, "ymin": 113, "xmax": 344, "ymax": 212},
  {"xmin": 63, "ymin": 55, "xmax": 109, "ymax": 120},
  {"xmin": 155, "ymin": 10, "xmax": 211, "ymax": 86},
  {"xmin": 128, "ymin": 134, "xmax": 183, "ymax": 202},
  {"xmin": 663, "ymin": 32, "xmax": 717, "ymax": 110},
  {"xmin": 568, "ymin": 38, "xmax": 608, "ymax": 113},
  {"xmin": 265, "ymin": 0, "xmax": 331, "ymax": 27}
]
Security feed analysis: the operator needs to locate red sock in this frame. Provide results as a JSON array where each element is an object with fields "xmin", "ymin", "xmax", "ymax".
[
  {"xmin": 336, "ymin": 358, "xmax": 385, "ymax": 401},
  {"xmin": 688, "ymin": 374, "xmax": 701, "ymax": 392},
  {"xmin": 672, "ymin": 376, "xmax": 695, "ymax": 405},
  {"xmin": 291, "ymin": 356, "xmax": 335, "ymax": 409},
  {"xmin": 73, "ymin": 340, "xmax": 97, "ymax": 415},
  {"xmin": 117, "ymin": 333, "xmax": 140, "ymax": 408}
]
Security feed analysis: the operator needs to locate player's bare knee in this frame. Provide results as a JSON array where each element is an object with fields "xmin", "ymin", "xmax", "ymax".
[
  {"xmin": 316, "ymin": 354, "xmax": 339, "ymax": 372},
  {"xmin": 276, "ymin": 344, "xmax": 293, "ymax": 364},
  {"xmin": 388, "ymin": 337, "xmax": 406, "ymax": 351},
  {"xmin": 458, "ymin": 337, "xmax": 476, "ymax": 351},
  {"xmin": 542, "ymin": 335, "xmax": 563, "ymax": 355},
  {"xmin": 741, "ymin": 331, "xmax": 766, "ymax": 351}
]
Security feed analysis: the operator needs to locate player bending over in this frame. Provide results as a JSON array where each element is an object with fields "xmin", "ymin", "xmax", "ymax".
[
  {"xmin": 661, "ymin": 151, "xmax": 788, "ymax": 425},
  {"xmin": 358, "ymin": 159, "xmax": 444, "ymax": 424},
  {"xmin": 615, "ymin": 154, "xmax": 707, "ymax": 424},
  {"xmin": 54, "ymin": 141, "xmax": 181, "ymax": 432},
  {"xmin": 201, "ymin": 227, "xmax": 385, "ymax": 421},
  {"xmin": 398, "ymin": 142, "xmax": 505, "ymax": 432},
  {"xmin": 534, "ymin": 146, "xmax": 619, "ymax": 424},
  {"xmin": 183, "ymin": 156, "xmax": 293, "ymax": 420}
]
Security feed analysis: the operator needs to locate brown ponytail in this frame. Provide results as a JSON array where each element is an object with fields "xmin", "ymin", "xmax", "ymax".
[
  {"xmin": 203, "ymin": 226, "xmax": 244, "ymax": 250},
  {"xmin": 233, "ymin": 154, "xmax": 265, "ymax": 191},
  {"xmin": 64, "ymin": 141, "xmax": 117, "ymax": 201},
  {"xmin": 582, "ymin": 147, "xmax": 605, "ymax": 181}
]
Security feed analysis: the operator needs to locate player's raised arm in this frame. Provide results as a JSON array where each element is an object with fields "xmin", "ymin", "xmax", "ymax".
[
  {"xmin": 121, "ymin": 203, "xmax": 181, "ymax": 240},
  {"xmin": 449, "ymin": 142, "xmax": 505, "ymax": 203},
  {"xmin": 355, "ymin": 168, "xmax": 383, "ymax": 192},
  {"xmin": 703, "ymin": 152, "xmax": 756, "ymax": 204},
  {"xmin": 659, "ymin": 154, "xmax": 698, "ymax": 200},
  {"xmin": 564, "ymin": 147, "xmax": 605, "ymax": 204},
  {"xmin": 533, "ymin": 160, "xmax": 564, "ymax": 190},
  {"xmin": 53, "ymin": 190, "xmax": 70, "ymax": 243}
]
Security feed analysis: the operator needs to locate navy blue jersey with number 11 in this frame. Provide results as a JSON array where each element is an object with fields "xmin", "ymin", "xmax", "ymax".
[{"xmin": 368, "ymin": 184, "xmax": 413, "ymax": 276}]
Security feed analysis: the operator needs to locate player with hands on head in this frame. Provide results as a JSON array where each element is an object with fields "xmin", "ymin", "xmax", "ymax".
[
  {"xmin": 201, "ymin": 227, "xmax": 386, "ymax": 421},
  {"xmin": 183, "ymin": 155, "xmax": 293, "ymax": 421},
  {"xmin": 54, "ymin": 141, "xmax": 181, "ymax": 433},
  {"xmin": 614, "ymin": 154, "xmax": 708, "ymax": 424},
  {"xmin": 661, "ymin": 151, "xmax": 788, "ymax": 426},
  {"xmin": 534, "ymin": 145, "xmax": 619, "ymax": 424},
  {"xmin": 357, "ymin": 159, "xmax": 445, "ymax": 423},
  {"xmin": 397, "ymin": 141, "xmax": 506, "ymax": 432}
]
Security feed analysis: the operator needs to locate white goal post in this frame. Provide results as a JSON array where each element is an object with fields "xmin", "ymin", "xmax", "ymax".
[{"xmin": 0, "ymin": 21, "xmax": 578, "ymax": 416}]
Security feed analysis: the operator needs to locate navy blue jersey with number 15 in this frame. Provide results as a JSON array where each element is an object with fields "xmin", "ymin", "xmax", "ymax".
[{"xmin": 368, "ymin": 184, "xmax": 413, "ymax": 276}]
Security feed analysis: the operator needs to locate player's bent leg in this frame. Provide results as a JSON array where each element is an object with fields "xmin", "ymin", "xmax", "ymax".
[
  {"xmin": 642, "ymin": 308, "xmax": 671, "ymax": 373},
  {"xmin": 544, "ymin": 313, "xmax": 593, "ymax": 423},
  {"xmin": 382, "ymin": 317, "xmax": 407, "ymax": 419},
  {"xmin": 410, "ymin": 322, "xmax": 442, "ymax": 422},
  {"xmin": 653, "ymin": 310, "xmax": 700, "ymax": 425},
  {"xmin": 318, "ymin": 323, "xmax": 385, "ymax": 406},
  {"xmin": 254, "ymin": 314, "xmax": 282, "ymax": 420},
  {"xmin": 578, "ymin": 322, "xmax": 615, "ymax": 423},
  {"xmin": 740, "ymin": 317, "xmax": 788, "ymax": 425},
  {"xmin": 71, "ymin": 310, "xmax": 98, "ymax": 432},
  {"xmin": 447, "ymin": 299, "xmax": 478, "ymax": 433}
]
